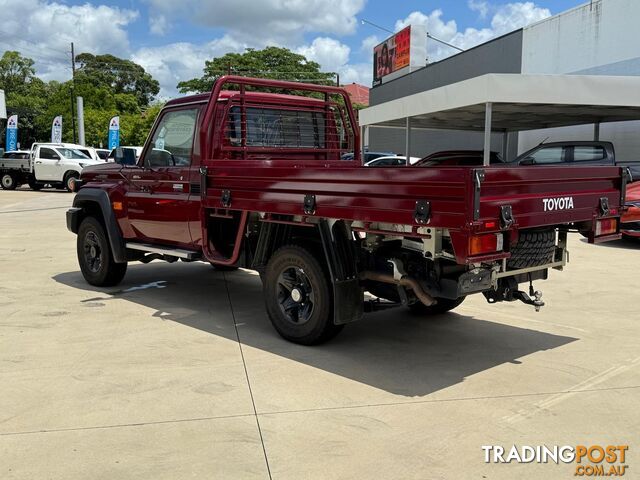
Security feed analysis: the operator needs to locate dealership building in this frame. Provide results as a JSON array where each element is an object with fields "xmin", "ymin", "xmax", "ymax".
[{"xmin": 366, "ymin": 0, "xmax": 640, "ymax": 162}]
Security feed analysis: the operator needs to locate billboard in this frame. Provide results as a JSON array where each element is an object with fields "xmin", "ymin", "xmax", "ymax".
[{"xmin": 372, "ymin": 24, "xmax": 427, "ymax": 85}]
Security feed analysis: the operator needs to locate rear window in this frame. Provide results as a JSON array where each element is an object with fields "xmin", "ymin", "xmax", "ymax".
[
  {"xmin": 573, "ymin": 146, "xmax": 606, "ymax": 162},
  {"xmin": 228, "ymin": 106, "xmax": 326, "ymax": 149}
]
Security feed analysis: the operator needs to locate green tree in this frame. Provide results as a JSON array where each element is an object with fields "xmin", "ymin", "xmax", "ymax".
[
  {"xmin": 177, "ymin": 46, "xmax": 336, "ymax": 93},
  {"xmin": 0, "ymin": 51, "xmax": 36, "ymax": 95},
  {"xmin": 75, "ymin": 53, "xmax": 160, "ymax": 106},
  {"xmin": 0, "ymin": 51, "xmax": 50, "ymax": 147}
]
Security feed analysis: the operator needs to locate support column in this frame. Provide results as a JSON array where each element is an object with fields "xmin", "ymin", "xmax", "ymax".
[
  {"xmin": 501, "ymin": 130, "xmax": 510, "ymax": 162},
  {"xmin": 405, "ymin": 117, "xmax": 411, "ymax": 166},
  {"xmin": 483, "ymin": 102, "xmax": 492, "ymax": 166},
  {"xmin": 593, "ymin": 122, "xmax": 600, "ymax": 141},
  {"xmin": 77, "ymin": 96, "xmax": 85, "ymax": 146}
]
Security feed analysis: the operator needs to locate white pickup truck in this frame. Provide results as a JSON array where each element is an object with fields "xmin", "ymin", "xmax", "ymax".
[{"xmin": 0, "ymin": 143, "xmax": 103, "ymax": 191}]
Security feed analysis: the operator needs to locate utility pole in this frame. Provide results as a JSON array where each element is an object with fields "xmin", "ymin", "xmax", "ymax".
[{"xmin": 70, "ymin": 42, "xmax": 77, "ymax": 144}]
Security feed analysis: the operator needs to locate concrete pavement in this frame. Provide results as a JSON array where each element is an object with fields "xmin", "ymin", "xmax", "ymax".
[{"xmin": 0, "ymin": 188, "xmax": 638, "ymax": 479}]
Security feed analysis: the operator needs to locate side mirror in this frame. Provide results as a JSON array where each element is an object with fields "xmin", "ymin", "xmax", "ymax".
[
  {"xmin": 114, "ymin": 147, "xmax": 125, "ymax": 164},
  {"xmin": 519, "ymin": 157, "xmax": 535, "ymax": 166}
]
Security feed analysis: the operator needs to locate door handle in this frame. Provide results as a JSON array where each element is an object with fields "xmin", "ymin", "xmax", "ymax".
[
  {"xmin": 35, "ymin": 161, "xmax": 42, "ymax": 164},
  {"xmin": 132, "ymin": 175, "xmax": 141, "ymax": 180}
]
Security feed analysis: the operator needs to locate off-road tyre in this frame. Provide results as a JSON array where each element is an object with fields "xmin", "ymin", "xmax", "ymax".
[
  {"xmin": 64, "ymin": 171, "xmax": 80, "ymax": 192},
  {"xmin": 507, "ymin": 229, "xmax": 556, "ymax": 270},
  {"xmin": 1, "ymin": 173, "xmax": 18, "ymax": 190},
  {"xmin": 263, "ymin": 245, "xmax": 343, "ymax": 345},
  {"xmin": 77, "ymin": 216, "xmax": 127, "ymax": 287},
  {"xmin": 409, "ymin": 296, "xmax": 466, "ymax": 315}
]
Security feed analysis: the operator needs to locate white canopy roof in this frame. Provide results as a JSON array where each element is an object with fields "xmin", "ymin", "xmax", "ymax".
[{"xmin": 360, "ymin": 73, "xmax": 640, "ymax": 132}]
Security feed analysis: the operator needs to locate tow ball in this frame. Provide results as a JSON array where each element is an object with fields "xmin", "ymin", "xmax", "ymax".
[
  {"xmin": 483, "ymin": 277, "xmax": 545, "ymax": 312},
  {"xmin": 513, "ymin": 289, "xmax": 545, "ymax": 312}
]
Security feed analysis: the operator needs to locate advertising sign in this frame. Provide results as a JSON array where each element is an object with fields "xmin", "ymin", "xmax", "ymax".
[
  {"xmin": 372, "ymin": 24, "xmax": 427, "ymax": 85},
  {"xmin": 108, "ymin": 116, "xmax": 120, "ymax": 150},
  {"xmin": 51, "ymin": 116, "xmax": 63, "ymax": 143},
  {"xmin": 5, "ymin": 115, "xmax": 18, "ymax": 151},
  {"xmin": 373, "ymin": 26, "xmax": 411, "ymax": 82}
]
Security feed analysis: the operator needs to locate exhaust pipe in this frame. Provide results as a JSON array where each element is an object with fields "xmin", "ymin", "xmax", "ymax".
[{"xmin": 359, "ymin": 271, "xmax": 437, "ymax": 307}]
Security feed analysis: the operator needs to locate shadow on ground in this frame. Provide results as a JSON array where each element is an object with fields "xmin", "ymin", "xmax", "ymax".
[
  {"xmin": 579, "ymin": 236, "xmax": 639, "ymax": 250},
  {"xmin": 54, "ymin": 262, "xmax": 577, "ymax": 397}
]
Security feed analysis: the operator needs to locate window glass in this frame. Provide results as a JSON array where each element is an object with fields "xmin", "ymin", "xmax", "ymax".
[
  {"xmin": 57, "ymin": 148, "xmax": 90, "ymax": 159},
  {"xmin": 529, "ymin": 146, "xmax": 564, "ymax": 164},
  {"xmin": 40, "ymin": 148, "xmax": 60, "ymax": 160},
  {"xmin": 145, "ymin": 108, "xmax": 198, "ymax": 167},
  {"xmin": 573, "ymin": 146, "xmax": 606, "ymax": 162},
  {"xmin": 227, "ymin": 106, "xmax": 326, "ymax": 149}
]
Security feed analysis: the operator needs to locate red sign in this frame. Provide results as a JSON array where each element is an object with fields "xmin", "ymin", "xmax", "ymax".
[{"xmin": 373, "ymin": 26, "xmax": 412, "ymax": 83}]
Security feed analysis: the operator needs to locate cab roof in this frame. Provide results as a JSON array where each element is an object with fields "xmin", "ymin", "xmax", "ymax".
[{"xmin": 165, "ymin": 90, "xmax": 326, "ymax": 108}]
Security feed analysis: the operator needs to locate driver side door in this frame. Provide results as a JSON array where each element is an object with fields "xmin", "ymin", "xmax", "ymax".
[
  {"xmin": 34, "ymin": 147, "xmax": 63, "ymax": 181},
  {"xmin": 125, "ymin": 106, "xmax": 201, "ymax": 247}
]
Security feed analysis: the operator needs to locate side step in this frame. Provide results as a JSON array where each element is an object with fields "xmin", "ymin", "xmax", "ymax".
[{"xmin": 125, "ymin": 243, "xmax": 201, "ymax": 261}]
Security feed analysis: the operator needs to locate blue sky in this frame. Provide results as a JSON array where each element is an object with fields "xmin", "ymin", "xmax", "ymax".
[{"xmin": 0, "ymin": 0, "xmax": 587, "ymax": 97}]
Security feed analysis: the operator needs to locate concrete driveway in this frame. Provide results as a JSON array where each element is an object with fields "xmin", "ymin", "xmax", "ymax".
[{"xmin": 1, "ymin": 188, "xmax": 638, "ymax": 479}]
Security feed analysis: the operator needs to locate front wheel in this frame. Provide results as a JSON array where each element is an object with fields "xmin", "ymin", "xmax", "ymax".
[
  {"xmin": 77, "ymin": 216, "xmax": 127, "ymax": 287},
  {"xmin": 1, "ymin": 173, "xmax": 18, "ymax": 190},
  {"xmin": 409, "ymin": 296, "xmax": 466, "ymax": 316},
  {"xmin": 263, "ymin": 245, "xmax": 343, "ymax": 345},
  {"xmin": 64, "ymin": 171, "xmax": 80, "ymax": 192}
]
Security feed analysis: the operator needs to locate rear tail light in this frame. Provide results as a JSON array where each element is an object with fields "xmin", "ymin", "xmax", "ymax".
[
  {"xmin": 595, "ymin": 218, "xmax": 617, "ymax": 236},
  {"xmin": 469, "ymin": 233, "xmax": 504, "ymax": 256}
]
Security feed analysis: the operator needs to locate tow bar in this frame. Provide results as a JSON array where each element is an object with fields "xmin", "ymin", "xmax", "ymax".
[{"xmin": 483, "ymin": 277, "xmax": 545, "ymax": 312}]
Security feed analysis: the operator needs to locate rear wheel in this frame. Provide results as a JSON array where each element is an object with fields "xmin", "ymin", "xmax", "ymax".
[
  {"xmin": 77, "ymin": 216, "xmax": 127, "ymax": 287},
  {"xmin": 264, "ymin": 245, "xmax": 343, "ymax": 345},
  {"xmin": 1, "ymin": 173, "xmax": 18, "ymax": 190},
  {"xmin": 409, "ymin": 296, "xmax": 466, "ymax": 315},
  {"xmin": 64, "ymin": 171, "xmax": 79, "ymax": 192}
]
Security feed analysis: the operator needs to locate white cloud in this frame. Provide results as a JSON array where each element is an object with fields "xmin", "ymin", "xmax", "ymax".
[
  {"xmin": 144, "ymin": 0, "xmax": 365, "ymax": 44},
  {"xmin": 297, "ymin": 37, "xmax": 350, "ymax": 74},
  {"xmin": 131, "ymin": 36, "xmax": 246, "ymax": 98},
  {"xmin": 0, "ymin": 0, "xmax": 138, "ymax": 82},
  {"xmin": 395, "ymin": 2, "xmax": 551, "ymax": 62},
  {"xmin": 296, "ymin": 37, "xmax": 372, "ymax": 86},
  {"xmin": 149, "ymin": 15, "xmax": 168, "ymax": 36},
  {"xmin": 468, "ymin": 0, "xmax": 490, "ymax": 19},
  {"xmin": 360, "ymin": 35, "xmax": 381, "ymax": 53}
]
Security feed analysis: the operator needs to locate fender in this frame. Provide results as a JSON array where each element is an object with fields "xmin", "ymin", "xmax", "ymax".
[{"xmin": 67, "ymin": 188, "xmax": 127, "ymax": 263}]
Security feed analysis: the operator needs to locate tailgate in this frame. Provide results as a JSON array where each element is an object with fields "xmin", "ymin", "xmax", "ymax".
[{"xmin": 474, "ymin": 165, "xmax": 625, "ymax": 230}]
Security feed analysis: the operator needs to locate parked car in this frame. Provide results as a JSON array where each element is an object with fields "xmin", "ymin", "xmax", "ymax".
[
  {"xmin": 413, "ymin": 150, "xmax": 504, "ymax": 167},
  {"xmin": 342, "ymin": 151, "xmax": 395, "ymax": 163},
  {"xmin": 364, "ymin": 155, "xmax": 421, "ymax": 167},
  {"xmin": 66, "ymin": 76, "xmax": 625, "ymax": 345},
  {"xmin": 95, "ymin": 149, "xmax": 111, "ymax": 160},
  {"xmin": 0, "ymin": 143, "xmax": 102, "ymax": 191},
  {"xmin": 509, "ymin": 141, "xmax": 640, "ymax": 181},
  {"xmin": 621, "ymin": 182, "xmax": 640, "ymax": 238}
]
